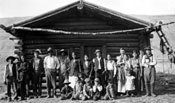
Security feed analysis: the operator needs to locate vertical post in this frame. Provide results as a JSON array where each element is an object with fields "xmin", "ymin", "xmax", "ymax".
[
  {"xmin": 80, "ymin": 44, "xmax": 84, "ymax": 61},
  {"xmin": 102, "ymin": 44, "xmax": 106, "ymax": 58},
  {"xmin": 162, "ymin": 53, "xmax": 165, "ymax": 73}
]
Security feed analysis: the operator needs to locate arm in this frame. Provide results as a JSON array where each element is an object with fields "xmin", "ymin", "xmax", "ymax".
[
  {"xmin": 55, "ymin": 57, "xmax": 60, "ymax": 70},
  {"xmin": 149, "ymin": 56, "xmax": 157, "ymax": 66},
  {"xmin": 142, "ymin": 55, "xmax": 149, "ymax": 68},
  {"xmin": 83, "ymin": 85, "xmax": 89, "ymax": 97},
  {"xmin": 3, "ymin": 65, "xmax": 7, "ymax": 84},
  {"xmin": 113, "ymin": 61, "xmax": 117, "ymax": 77}
]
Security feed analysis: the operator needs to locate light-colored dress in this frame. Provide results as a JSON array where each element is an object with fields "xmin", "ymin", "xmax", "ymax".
[
  {"xmin": 125, "ymin": 76, "xmax": 135, "ymax": 91},
  {"xmin": 116, "ymin": 55, "xmax": 127, "ymax": 93}
]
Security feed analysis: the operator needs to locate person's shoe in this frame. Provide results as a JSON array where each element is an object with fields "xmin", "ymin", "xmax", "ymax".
[
  {"xmin": 151, "ymin": 93, "xmax": 156, "ymax": 97},
  {"xmin": 53, "ymin": 95, "xmax": 57, "ymax": 98},
  {"xmin": 46, "ymin": 95, "xmax": 51, "ymax": 98},
  {"xmin": 144, "ymin": 93, "xmax": 149, "ymax": 97},
  {"xmin": 8, "ymin": 97, "xmax": 12, "ymax": 102}
]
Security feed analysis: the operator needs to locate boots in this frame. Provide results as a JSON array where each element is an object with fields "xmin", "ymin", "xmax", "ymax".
[
  {"xmin": 144, "ymin": 83, "xmax": 149, "ymax": 97},
  {"xmin": 150, "ymin": 84, "xmax": 156, "ymax": 97}
]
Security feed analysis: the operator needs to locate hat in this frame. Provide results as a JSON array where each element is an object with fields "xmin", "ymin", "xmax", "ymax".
[
  {"xmin": 6, "ymin": 56, "xmax": 15, "ymax": 62},
  {"xmin": 85, "ymin": 78, "xmax": 90, "ymax": 83},
  {"xmin": 95, "ymin": 49, "xmax": 101, "ymax": 54},
  {"xmin": 144, "ymin": 47, "xmax": 152, "ymax": 50},
  {"xmin": 94, "ymin": 78, "xmax": 100, "ymax": 82},
  {"xmin": 64, "ymin": 79, "xmax": 71, "ymax": 84},
  {"xmin": 47, "ymin": 47, "xmax": 53, "ymax": 53},
  {"xmin": 34, "ymin": 49, "xmax": 42, "ymax": 54},
  {"xmin": 60, "ymin": 49, "xmax": 67, "ymax": 54}
]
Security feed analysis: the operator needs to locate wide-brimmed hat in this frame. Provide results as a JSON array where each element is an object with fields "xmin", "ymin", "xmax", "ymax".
[
  {"xmin": 34, "ymin": 49, "xmax": 42, "ymax": 54},
  {"xmin": 85, "ymin": 78, "xmax": 90, "ymax": 83},
  {"xmin": 144, "ymin": 47, "xmax": 152, "ymax": 50},
  {"xmin": 95, "ymin": 49, "xmax": 101, "ymax": 54},
  {"xmin": 47, "ymin": 47, "xmax": 53, "ymax": 53},
  {"xmin": 94, "ymin": 78, "xmax": 100, "ymax": 82},
  {"xmin": 59, "ymin": 49, "xmax": 67, "ymax": 54},
  {"xmin": 64, "ymin": 79, "xmax": 71, "ymax": 84},
  {"xmin": 6, "ymin": 56, "xmax": 15, "ymax": 62}
]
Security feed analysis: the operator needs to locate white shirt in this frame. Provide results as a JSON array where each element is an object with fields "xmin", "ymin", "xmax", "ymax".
[
  {"xmin": 44, "ymin": 56, "xmax": 59, "ymax": 69},
  {"xmin": 93, "ymin": 84, "xmax": 103, "ymax": 92},
  {"xmin": 97, "ymin": 57, "xmax": 101, "ymax": 69},
  {"xmin": 3, "ymin": 64, "xmax": 13, "ymax": 82}
]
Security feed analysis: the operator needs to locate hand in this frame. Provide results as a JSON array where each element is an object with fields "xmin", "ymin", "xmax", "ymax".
[{"xmin": 87, "ymin": 96, "xmax": 90, "ymax": 99}]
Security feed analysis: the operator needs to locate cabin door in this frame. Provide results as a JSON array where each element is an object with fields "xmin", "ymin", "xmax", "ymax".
[{"xmin": 84, "ymin": 46, "xmax": 102, "ymax": 60}]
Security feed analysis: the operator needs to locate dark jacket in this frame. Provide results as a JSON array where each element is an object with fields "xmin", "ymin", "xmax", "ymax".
[
  {"xmin": 4, "ymin": 64, "xmax": 17, "ymax": 79},
  {"xmin": 30, "ymin": 57, "xmax": 43, "ymax": 73},
  {"xmin": 93, "ymin": 57, "xmax": 105, "ymax": 71},
  {"xmin": 82, "ymin": 61, "xmax": 93, "ymax": 77},
  {"xmin": 69, "ymin": 59, "xmax": 81, "ymax": 76}
]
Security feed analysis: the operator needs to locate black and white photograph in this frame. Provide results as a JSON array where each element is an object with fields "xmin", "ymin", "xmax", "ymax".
[{"xmin": 0, "ymin": 0, "xmax": 175, "ymax": 103}]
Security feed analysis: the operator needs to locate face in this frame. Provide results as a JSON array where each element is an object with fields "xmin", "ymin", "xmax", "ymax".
[
  {"xmin": 132, "ymin": 52, "xmax": 137, "ymax": 58},
  {"xmin": 8, "ymin": 59, "xmax": 13, "ymax": 64},
  {"xmin": 124, "ymin": 55, "xmax": 128, "ymax": 61},
  {"xmin": 96, "ymin": 52, "xmax": 101, "ymax": 57},
  {"xmin": 107, "ymin": 54, "xmax": 111, "ymax": 60},
  {"xmin": 61, "ymin": 52, "xmax": 65, "ymax": 56},
  {"xmin": 84, "ymin": 55, "xmax": 88, "ymax": 61},
  {"xmin": 72, "ymin": 52, "xmax": 76, "ymax": 59},
  {"xmin": 34, "ymin": 52, "xmax": 39, "ymax": 57},
  {"xmin": 140, "ymin": 50, "xmax": 144, "ymax": 55},
  {"xmin": 21, "ymin": 56, "xmax": 25, "ymax": 61},
  {"xmin": 120, "ymin": 50, "xmax": 125, "ymax": 55},
  {"xmin": 146, "ymin": 50, "xmax": 151, "ymax": 55}
]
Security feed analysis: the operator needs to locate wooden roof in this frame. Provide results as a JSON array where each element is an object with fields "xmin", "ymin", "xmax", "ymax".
[{"xmin": 1, "ymin": 0, "xmax": 152, "ymax": 34}]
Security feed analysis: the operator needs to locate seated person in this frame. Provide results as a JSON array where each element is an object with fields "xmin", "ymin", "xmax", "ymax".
[
  {"xmin": 92, "ymin": 78, "xmax": 103, "ymax": 101},
  {"xmin": 71, "ymin": 76, "xmax": 84, "ymax": 100},
  {"xmin": 60, "ymin": 79, "xmax": 73, "ymax": 100},
  {"xmin": 82, "ymin": 78, "xmax": 93, "ymax": 101},
  {"xmin": 125, "ymin": 70, "xmax": 135, "ymax": 97},
  {"xmin": 103, "ymin": 79, "xmax": 115, "ymax": 100}
]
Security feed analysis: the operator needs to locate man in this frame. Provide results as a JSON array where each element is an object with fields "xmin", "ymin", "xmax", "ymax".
[
  {"xmin": 30, "ymin": 49, "xmax": 43, "ymax": 98},
  {"xmin": 58, "ymin": 49, "xmax": 70, "ymax": 90},
  {"xmin": 139, "ymin": 50, "xmax": 145, "ymax": 93},
  {"xmin": 60, "ymin": 79, "xmax": 73, "ymax": 100},
  {"xmin": 142, "ymin": 47, "xmax": 157, "ymax": 97},
  {"xmin": 93, "ymin": 49, "xmax": 106, "ymax": 87},
  {"xmin": 44, "ymin": 47, "xmax": 60, "ymax": 98},
  {"xmin": 4, "ymin": 56, "xmax": 17, "ymax": 101},
  {"xmin": 130, "ymin": 50, "xmax": 141, "ymax": 96}
]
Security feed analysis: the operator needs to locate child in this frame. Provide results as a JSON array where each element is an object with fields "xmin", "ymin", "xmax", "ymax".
[
  {"xmin": 4, "ymin": 56, "xmax": 17, "ymax": 101},
  {"xmin": 71, "ymin": 76, "xmax": 84, "ymax": 100},
  {"xmin": 125, "ymin": 70, "xmax": 135, "ymax": 97},
  {"xmin": 82, "ymin": 78, "xmax": 93, "ymax": 101},
  {"xmin": 103, "ymin": 79, "xmax": 115, "ymax": 100},
  {"xmin": 60, "ymin": 79, "xmax": 73, "ymax": 100},
  {"xmin": 92, "ymin": 78, "xmax": 103, "ymax": 101}
]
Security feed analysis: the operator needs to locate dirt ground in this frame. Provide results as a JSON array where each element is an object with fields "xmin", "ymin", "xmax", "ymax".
[{"xmin": 0, "ymin": 72, "xmax": 175, "ymax": 103}]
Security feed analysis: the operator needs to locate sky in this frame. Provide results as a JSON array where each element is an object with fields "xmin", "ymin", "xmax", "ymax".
[{"xmin": 0, "ymin": 0, "xmax": 175, "ymax": 18}]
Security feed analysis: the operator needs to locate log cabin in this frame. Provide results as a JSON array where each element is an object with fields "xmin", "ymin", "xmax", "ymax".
[{"xmin": 1, "ymin": 1, "xmax": 153, "ymax": 61}]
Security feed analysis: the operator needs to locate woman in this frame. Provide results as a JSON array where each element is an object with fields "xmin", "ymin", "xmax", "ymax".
[
  {"xmin": 69, "ymin": 52, "xmax": 81, "ymax": 88},
  {"xmin": 18, "ymin": 55, "xmax": 30, "ymax": 100},
  {"xmin": 116, "ymin": 48, "xmax": 127, "ymax": 95},
  {"xmin": 82, "ymin": 55, "xmax": 93, "ymax": 79}
]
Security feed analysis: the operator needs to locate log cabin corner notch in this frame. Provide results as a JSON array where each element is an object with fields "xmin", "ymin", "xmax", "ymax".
[{"xmin": 0, "ymin": 0, "xmax": 153, "ymax": 60}]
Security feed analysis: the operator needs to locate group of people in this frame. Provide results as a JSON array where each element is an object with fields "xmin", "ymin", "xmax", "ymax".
[{"xmin": 3, "ymin": 46, "xmax": 157, "ymax": 101}]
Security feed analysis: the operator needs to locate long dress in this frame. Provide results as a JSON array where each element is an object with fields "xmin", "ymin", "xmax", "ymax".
[
  {"xmin": 69, "ymin": 59, "xmax": 81, "ymax": 88},
  {"xmin": 116, "ymin": 55, "xmax": 127, "ymax": 93}
]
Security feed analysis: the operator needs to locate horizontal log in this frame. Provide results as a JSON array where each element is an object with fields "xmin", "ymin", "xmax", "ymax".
[
  {"xmin": 24, "ymin": 34, "xmax": 139, "ymax": 39},
  {"xmin": 106, "ymin": 43, "xmax": 139, "ymax": 47},
  {"xmin": 23, "ymin": 39, "xmax": 139, "ymax": 44}
]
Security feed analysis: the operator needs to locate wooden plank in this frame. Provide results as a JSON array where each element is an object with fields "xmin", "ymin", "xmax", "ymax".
[{"xmin": 106, "ymin": 43, "xmax": 139, "ymax": 47}]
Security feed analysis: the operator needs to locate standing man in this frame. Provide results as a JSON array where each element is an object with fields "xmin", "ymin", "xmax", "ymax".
[
  {"xmin": 139, "ymin": 50, "xmax": 145, "ymax": 93},
  {"xmin": 30, "ymin": 49, "xmax": 43, "ymax": 98},
  {"xmin": 44, "ymin": 47, "xmax": 60, "ymax": 98},
  {"xmin": 130, "ymin": 50, "xmax": 141, "ymax": 96},
  {"xmin": 4, "ymin": 56, "xmax": 17, "ymax": 101},
  {"xmin": 82, "ymin": 55, "xmax": 93, "ymax": 79},
  {"xmin": 58, "ymin": 49, "xmax": 70, "ymax": 90},
  {"xmin": 142, "ymin": 47, "xmax": 157, "ymax": 97},
  {"xmin": 93, "ymin": 49, "xmax": 106, "ymax": 87}
]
